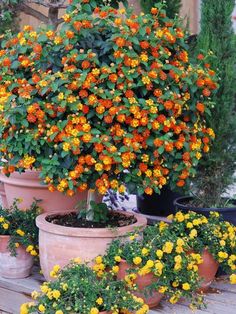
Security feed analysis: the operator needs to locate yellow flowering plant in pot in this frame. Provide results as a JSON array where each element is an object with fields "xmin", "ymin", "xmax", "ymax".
[
  {"xmin": 21, "ymin": 262, "xmax": 148, "ymax": 314},
  {"xmin": 102, "ymin": 223, "xmax": 204, "ymax": 309},
  {"xmin": 168, "ymin": 211, "xmax": 236, "ymax": 289},
  {"xmin": 0, "ymin": 199, "xmax": 40, "ymax": 278}
]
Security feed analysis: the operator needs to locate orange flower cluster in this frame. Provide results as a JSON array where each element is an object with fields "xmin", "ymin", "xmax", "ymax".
[{"xmin": 0, "ymin": 1, "xmax": 218, "ymax": 196}]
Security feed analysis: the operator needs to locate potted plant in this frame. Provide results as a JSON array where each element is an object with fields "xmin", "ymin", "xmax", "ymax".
[
  {"xmin": 102, "ymin": 223, "xmax": 204, "ymax": 309},
  {"xmin": 174, "ymin": 0, "xmax": 236, "ymax": 225},
  {"xmin": 0, "ymin": 200, "xmax": 40, "ymax": 278},
  {"xmin": 20, "ymin": 262, "xmax": 148, "ymax": 314},
  {"xmin": 167, "ymin": 210, "xmax": 236, "ymax": 291}
]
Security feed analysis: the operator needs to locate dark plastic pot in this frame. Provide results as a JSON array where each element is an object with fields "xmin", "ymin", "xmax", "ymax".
[
  {"xmin": 174, "ymin": 196, "xmax": 236, "ymax": 225},
  {"xmin": 137, "ymin": 187, "xmax": 181, "ymax": 216}
]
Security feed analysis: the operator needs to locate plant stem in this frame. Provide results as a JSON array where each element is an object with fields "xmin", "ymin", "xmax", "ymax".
[{"xmin": 86, "ymin": 189, "xmax": 103, "ymax": 221}]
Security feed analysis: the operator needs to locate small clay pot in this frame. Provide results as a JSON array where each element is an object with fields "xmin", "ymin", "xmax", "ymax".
[
  {"xmin": 117, "ymin": 259, "xmax": 163, "ymax": 308},
  {"xmin": 198, "ymin": 249, "xmax": 219, "ymax": 292},
  {"xmin": 0, "ymin": 235, "xmax": 33, "ymax": 279}
]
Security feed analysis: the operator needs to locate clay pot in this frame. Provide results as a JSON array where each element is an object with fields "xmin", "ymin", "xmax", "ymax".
[
  {"xmin": 0, "ymin": 181, "xmax": 8, "ymax": 208},
  {"xmin": 117, "ymin": 259, "xmax": 163, "ymax": 308},
  {"xmin": 0, "ymin": 235, "xmax": 33, "ymax": 279},
  {"xmin": 36, "ymin": 211, "xmax": 147, "ymax": 281},
  {"xmin": 0, "ymin": 170, "xmax": 87, "ymax": 212},
  {"xmin": 198, "ymin": 249, "xmax": 219, "ymax": 292}
]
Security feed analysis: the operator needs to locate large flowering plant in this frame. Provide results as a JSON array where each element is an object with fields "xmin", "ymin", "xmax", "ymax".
[
  {"xmin": 102, "ymin": 223, "xmax": 204, "ymax": 309},
  {"xmin": 21, "ymin": 262, "xmax": 148, "ymax": 314},
  {"xmin": 0, "ymin": 200, "xmax": 40, "ymax": 256},
  {"xmin": 168, "ymin": 211, "xmax": 236, "ymax": 283},
  {"xmin": 0, "ymin": 0, "xmax": 217, "ymax": 197}
]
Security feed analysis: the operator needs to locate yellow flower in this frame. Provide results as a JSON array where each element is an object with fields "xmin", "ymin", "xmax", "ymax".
[
  {"xmin": 38, "ymin": 304, "xmax": 46, "ymax": 313},
  {"xmin": 0, "ymin": 216, "xmax": 4, "ymax": 222},
  {"xmin": 218, "ymin": 251, "xmax": 228, "ymax": 259},
  {"xmin": 96, "ymin": 297, "xmax": 103, "ymax": 305},
  {"xmin": 182, "ymin": 283, "xmax": 190, "ymax": 290},
  {"xmin": 20, "ymin": 303, "xmax": 29, "ymax": 314},
  {"xmin": 174, "ymin": 255, "xmax": 182, "ymax": 263},
  {"xmin": 55, "ymin": 311, "xmax": 64, "ymax": 314},
  {"xmin": 16, "ymin": 229, "xmax": 25, "ymax": 236},
  {"xmin": 62, "ymin": 283, "xmax": 68, "ymax": 291},
  {"xmin": 189, "ymin": 229, "xmax": 197, "ymax": 238},
  {"xmin": 156, "ymin": 249, "xmax": 163, "ymax": 259},
  {"xmin": 146, "ymin": 259, "xmax": 154, "ymax": 268},
  {"xmin": 114, "ymin": 255, "xmax": 121, "ymax": 262},
  {"xmin": 112, "ymin": 265, "xmax": 119, "ymax": 273},
  {"xmin": 2, "ymin": 223, "xmax": 9, "ymax": 230},
  {"xmin": 158, "ymin": 286, "xmax": 168, "ymax": 293},
  {"xmin": 90, "ymin": 308, "xmax": 99, "ymax": 314},
  {"xmin": 172, "ymin": 281, "xmax": 179, "ymax": 287},
  {"xmin": 26, "ymin": 245, "xmax": 34, "ymax": 252},
  {"xmin": 31, "ymin": 290, "xmax": 40, "ymax": 299},
  {"xmin": 230, "ymin": 274, "xmax": 236, "ymax": 284},
  {"xmin": 176, "ymin": 238, "xmax": 184, "ymax": 246},
  {"xmin": 40, "ymin": 284, "xmax": 49, "ymax": 294},
  {"xmin": 186, "ymin": 222, "xmax": 193, "ymax": 229},
  {"xmin": 30, "ymin": 250, "xmax": 38, "ymax": 256},
  {"xmin": 52, "ymin": 289, "xmax": 61, "ymax": 299},
  {"xmin": 133, "ymin": 256, "xmax": 142, "ymax": 265},
  {"xmin": 169, "ymin": 295, "xmax": 179, "ymax": 304},
  {"xmin": 162, "ymin": 241, "xmax": 174, "ymax": 254},
  {"xmin": 95, "ymin": 255, "xmax": 103, "ymax": 264},
  {"xmin": 15, "ymin": 242, "xmax": 20, "ymax": 248},
  {"xmin": 141, "ymin": 247, "xmax": 149, "ymax": 256},
  {"xmin": 72, "ymin": 257, "xmax": 81, "ymax": 263},
  {"xmin": 175, "ymin": 212, "xmax": 185, "ymax": 222}
]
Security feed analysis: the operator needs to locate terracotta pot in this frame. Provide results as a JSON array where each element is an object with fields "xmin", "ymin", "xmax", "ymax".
[
  {"xmin": 198, "ymin": 249, "xmax": 219, "ymax": 292},
  {"xmin": 0, "ymin": 181, "xmax": 8, "ymax": 208},
  {"xmin": 0, "ymin": 170, "xmax": 87, "ymax": 212},
  {"xmin": 117, "ymin": 259, "xmax": 163, "ymax": 308},
  {"xmin": 0, "ymin": 235, "xmax": 33, "ymax": 279},
  {"xmin": 36, "ymin": 211, "xmax": 147, "ymax": 281}
]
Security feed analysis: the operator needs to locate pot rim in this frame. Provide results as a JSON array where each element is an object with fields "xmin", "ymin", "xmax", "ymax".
[
  {"xmin": 36, "ymin": 210, "xmax": 147, "ymax": 238},
  {"xmin": 174, "ymin": 196, "xmax": 236, "ymax": 212}
]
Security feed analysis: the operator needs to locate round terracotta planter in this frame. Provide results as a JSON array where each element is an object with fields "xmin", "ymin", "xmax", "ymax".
[
  {"xmin": 36, "ymin": 211, "xmax": 147, "ymax": 281},
  {"xmin": 0, "ymin": 235, "xmax": 33, "ymax": 279},
  {"xmin": 117, "ymin": 259, "xmax": 163, "ymax": 308},
  {"xmin": 0, "ymin": 170, "xmax": 87, "ymax": 212},
  {"xmin": 198, "ymin": 249, "xmax": 219, "ymax": 292},
  {"xmin": 0, "ymin": 181, "xmax": 8, "ymax": 208}
]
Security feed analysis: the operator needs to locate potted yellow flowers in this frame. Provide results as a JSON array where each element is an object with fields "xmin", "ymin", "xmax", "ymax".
[
  {"xmin": 0, "ymin": 200, "xmax": 40, "ymax": 278},
  {"xmin": 168, "ymin": 211, "xmax": 236, "ymax": 291},
  {"xmin": 20, "ymin": 262, "xmax": 148, "ymax": 314}
]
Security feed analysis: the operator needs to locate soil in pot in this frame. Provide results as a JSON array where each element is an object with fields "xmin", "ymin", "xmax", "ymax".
[
  {"xmin": 137, "ymin": 186, "xmax": 182, "ymax": 216},
  {"xmin": 174, "ymin": 196, "xmax": 236, "ymax": 225},
  {"xmin": 46, "ymin": 211, "xmax": 137, "ymax": 228}
]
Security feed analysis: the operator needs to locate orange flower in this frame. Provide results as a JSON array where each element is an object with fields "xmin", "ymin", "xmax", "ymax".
[
  {"xmin": 196, "ymin": 102, "xmax": 205, "ymax": 113},
  {"xmin": 115, "ymin": 37, "xmax": 126, "ymax": 47}
]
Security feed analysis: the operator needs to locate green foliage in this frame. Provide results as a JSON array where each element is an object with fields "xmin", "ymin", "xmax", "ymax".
[
  {"xmin": 139, "ymin": 0, "xmax": 181, "ymax": 17},
  {"xmin": 78, "ymin": 201, "xmax": 109, "ymax": 223},
  {"xmin": 0, "ymin": 199, "xmax": 40, "ymax": 256},
  {"xmin": 192, "ymin": 0, "xmax": 236, "ymax": 207}
]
